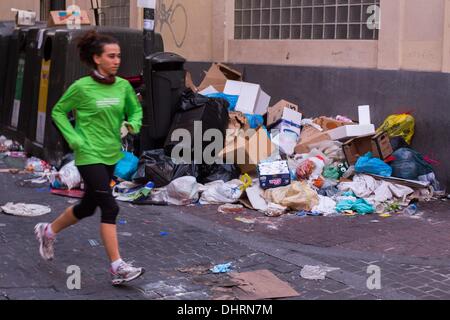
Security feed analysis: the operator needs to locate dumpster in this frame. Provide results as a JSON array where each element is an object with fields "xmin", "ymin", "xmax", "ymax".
[
  {"xmin": 0, "ymin": 21, "xmax": 15, "ymax": 119},
  {"xmin": 141, "ymin": 52, "xmax": 186, "ymax": 152},
  {"xmin": 1, "ymin": 24, "xmax": 46, "ymax": 142}
]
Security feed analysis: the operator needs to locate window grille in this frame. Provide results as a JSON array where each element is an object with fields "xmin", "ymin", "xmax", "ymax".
[{"xmin": 234, "ymin": 0, "xmax": 380, "ymax": 40}]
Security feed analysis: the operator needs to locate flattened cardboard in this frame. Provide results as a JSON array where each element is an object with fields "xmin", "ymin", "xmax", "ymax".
[{"xmin": 230, "ymin": 270, "xmax": 300, "ymax": 300}]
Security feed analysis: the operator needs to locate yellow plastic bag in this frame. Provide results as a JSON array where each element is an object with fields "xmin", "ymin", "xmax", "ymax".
[
  {"xmin": 263, "ymin": 181, "xmax": 319, "ymax": 211},
  {"xmin": 377, "ymin": 114, "xmax": 415, "ymax": 144}
]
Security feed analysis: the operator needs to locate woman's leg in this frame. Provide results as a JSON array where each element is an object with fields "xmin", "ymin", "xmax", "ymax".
[
  {"xmin": 77, "ymin": 164, "xmax": 121, "ymax": 262},
  {"xmin": 50, "ymin": 206, "xmax": 78, "ymax": 234},
  {"xmin": 100, "ymin": 164, "xmax": 121, "ymax": 262},
  {"xmin": 100, "ymin": 223, "xmax": 120, "ymax": 262}
]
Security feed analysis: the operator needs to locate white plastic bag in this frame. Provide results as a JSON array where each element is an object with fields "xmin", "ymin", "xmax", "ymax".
[
  {"xmin": 166, "ymin": 176, "xmax": 201, "ymax": 205},
  {"xmin": 200, "ymin": 179, "xmax": 243, "ymax": 205},
  {"xmin": 58, "ymin": 160, "xmax": 81, "ymax": 190}
]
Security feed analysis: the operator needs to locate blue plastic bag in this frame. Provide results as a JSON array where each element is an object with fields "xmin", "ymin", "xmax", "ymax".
[
  {"xmin": 244, "ymin": 114, "xmax": 264, "ymax": 129},
  {"xmin": 205, "ymin": 93, "xmax": 239, "ymax": 111},
  {"xmin": 115, "ymin": 151, "xmax": 139, "ymax": 181},
  {"xmin": 355, "ymin": 152, "xmax": 392, "ymax": 177}
]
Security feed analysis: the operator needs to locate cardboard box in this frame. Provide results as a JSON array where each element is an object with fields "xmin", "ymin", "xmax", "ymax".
[
  {"xmin": 327, "ymin": 124, "xmax": 375, "ymax": 141},
  {"xmin": 270, "ymin": 108, "xmax": 303, "ymax": 155},
  {"xmin": 273, "ymin": 108, "xmax": 303, "ymax": 136},
  {"xmin": 198, "ymin": 63, "xmax": 242, "ymax": 93},
  {"xmin": 185, "ymin": 72, "xmax": 198, "ymax": 93},
  {"xmin": 294, "ymin": 126, "xmax": 331, "ymax": 154},
  {"xmin": 267, "ymin": 100, "xmax": 300, "ymax": 127},
  {"xmin": 48, "ymin": 10, "xmax": 91, "ymax": 27},
  {"xmin": 11, "ymin": 8, "xmax": 36, "ymax": 26},
  {"xmin": 313, "ymin": 116, "xmax": 353, "ymax": 131},
  {"xmin": 342, "ymin": 131, "xmax": 393, "ymax": 165},
  {"xmin": 220, "ymin": 127, "xmax": 276, "ymax": 173},
  {"xmin": 228, "ymin": 111, "xmax": 250, "ymax": 131},
  {"xmin": 224, "ymin": 80, "xmax": 271, "ymax": 115},
  {"xmin": 258, "ymin": 160, "xmax": 291, "ymax": 190}
]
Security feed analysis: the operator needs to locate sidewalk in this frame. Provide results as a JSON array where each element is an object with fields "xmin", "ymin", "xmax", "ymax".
[{"xmin": 0, "ymin": 159, "xmax": 449, "ymax": 300}]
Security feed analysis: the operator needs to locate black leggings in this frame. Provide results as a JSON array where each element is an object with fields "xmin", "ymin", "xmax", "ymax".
[{"xmin": 73, "ymin": 164, "xmax": 119, "ymax": 225}]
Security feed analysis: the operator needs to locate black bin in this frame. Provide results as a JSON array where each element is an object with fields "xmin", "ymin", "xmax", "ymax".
[
  {"xmin": 141, "ymin": 52, "xmax": 186, "ymax": 151},
  {"xmin": 0, "ymin": 21, "xmax": 15, "ymax": 119},
  {"xmin": 1, "ymin": 24, "xmax": 46, "ymax": 142}
]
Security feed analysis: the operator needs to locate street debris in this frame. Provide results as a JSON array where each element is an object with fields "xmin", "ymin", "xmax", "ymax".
[
  {"xmin": 118, "ymin": 232, "xmax": 133, "ymax": 237},
  {"xmin": 0, "ymin": 203, "xmax": 51, "ymax": 217},
  {"xmin": 229, "ymin": 269, "xmax": 299, "ymax": 300},
  {"xmin": 300, "ymin": 265, "xmax": 341, "ymax": 280},
  {"xmin": 88, "ymin": 239, "xmax": 100, "ymax": 247},
  {"xmin": 234, "ymin": 217, "xmax": 255, "ymax": 224},
  {"xmin": 210, "ymin": 262, "xmax": 233, "ymax": 274},
  {"xmin": 177, "ymin": 265, "xmax": 211, "ymax": 275},
  {"xmin": 0, "ymin": 61, "xmax": 446, "ymax": 226},
  {"xmin": 218, "ymin": 204, "xmax": 245, "ymax": 214}
]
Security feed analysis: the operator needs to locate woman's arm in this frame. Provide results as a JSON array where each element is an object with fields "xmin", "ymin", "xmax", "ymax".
[
  {"xmin": 123, "ymin": 83, "xmax": 143, "ymax": 135},
  {"xmin": 51, "ymin": 83, "xmax": 84, "ymax": 151}
]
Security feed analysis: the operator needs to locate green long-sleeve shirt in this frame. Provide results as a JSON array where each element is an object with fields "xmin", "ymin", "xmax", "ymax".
[{"xmin": 52, "ymin": 76, "xmax": 143, "ymax": 166}]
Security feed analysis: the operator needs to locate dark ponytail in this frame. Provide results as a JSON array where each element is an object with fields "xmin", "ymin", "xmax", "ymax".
[{"xmin": 77, "ymin": 30, "xmax": 119, "ymax": 68}]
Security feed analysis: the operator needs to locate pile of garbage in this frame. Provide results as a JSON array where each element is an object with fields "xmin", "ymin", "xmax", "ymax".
[
  {"xmin": 107, "ymin": 63, "xmax": 445, "ymax": 219},
  {"xmin": 0, "ymin": 63, "xmax": 446, "ymax": 219}
]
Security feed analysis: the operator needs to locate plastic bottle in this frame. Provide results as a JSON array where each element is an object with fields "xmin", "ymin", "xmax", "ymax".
[{"xmin": 403, "ymin": 204, "xmax": 418, "ymax": 215}]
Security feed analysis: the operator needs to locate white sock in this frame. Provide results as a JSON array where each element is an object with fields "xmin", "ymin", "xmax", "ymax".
[
  {"xmin": 45, "ymin": 224, "xmax": 56, "ymax": 239},
  {"xmin": 111, "ymin": 259, "xmax": 124, "ymax": 273}
]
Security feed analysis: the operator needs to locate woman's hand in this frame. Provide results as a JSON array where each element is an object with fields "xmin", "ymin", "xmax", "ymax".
[{"xmin": 121, "ymin": 121, "xmax": 135, "ymax": 138}]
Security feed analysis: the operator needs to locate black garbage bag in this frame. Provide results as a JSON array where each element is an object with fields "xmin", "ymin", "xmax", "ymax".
[
  {"xmin": 390, "ymin": 148, "xmax": 433, "ymax": 180},
  {"xmin": 179, "ymin": 88, "xmax": 211, "ymax": 111},
  {"xmin": 390, "ymin": 136, "xmax": 409, "ymax": 151},
  {"xmin": 164, "ymin": 93, "xmax": 229, "ymax": 157},
  {"xmin": 197, "ymin": 164, "xmax": 241, "ymax": 184},
  {"xmin": 132, "ymin": 149, "xmax": 198, "ymax": 188}
]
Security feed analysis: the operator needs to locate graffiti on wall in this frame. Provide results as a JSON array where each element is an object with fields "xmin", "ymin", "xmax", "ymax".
[{"xmin": 156, "ymin": 0, "xmax": 188, "ymax": 48}]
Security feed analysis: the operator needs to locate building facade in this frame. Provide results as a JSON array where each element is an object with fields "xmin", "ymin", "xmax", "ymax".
[{"xmin": 2, "ymin": 0, "xmax": 450, "ymax": 187}]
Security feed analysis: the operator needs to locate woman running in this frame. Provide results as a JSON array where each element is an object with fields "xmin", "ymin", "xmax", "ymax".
[{"xmin": 34, "ymin": 30, "xmax": 144, "ymax": 286}]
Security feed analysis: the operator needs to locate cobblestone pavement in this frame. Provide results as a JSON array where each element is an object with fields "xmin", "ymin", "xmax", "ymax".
[{"xmin": 0, "ymin": 158, "xmax": 449, "ymax": 300}]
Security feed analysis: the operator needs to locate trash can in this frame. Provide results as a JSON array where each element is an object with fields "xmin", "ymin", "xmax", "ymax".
[
  {"xmin": 0, "ymin": 21, "xmax": 15, "ymax": 120},
  {"xmin": 23, "ymin": 27, "xmax": 58, "ymax": 159},
  {"xmin": 18, "ymin": 27, "xmax": 55, "ymax": 144},
  {"xmin": 1, "ymin": 24, "xmax": 46, "ymax": 142},
  {"xmin": 27, "ymin": 26, "xmax": 157, "ymax": 167},
  {"xmin": 141, "ymin": 52, "xmax": 186, "ymax": 152},
  {"xmin": 1, "ymin": 27, "xmax": 31, "ymax": 141}
]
